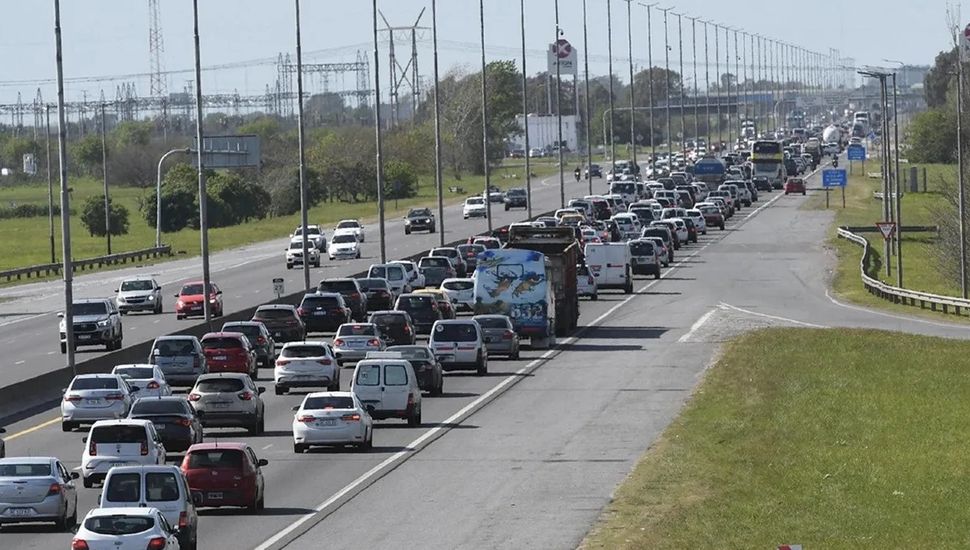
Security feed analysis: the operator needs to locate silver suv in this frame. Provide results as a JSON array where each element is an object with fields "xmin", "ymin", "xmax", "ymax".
[
  {"xmin": 148, "ymin": 336, "xmax": 207, "ymax": 387},
  {"xmin": 58, "ymin": 298, "xmax": 123, "ymax": 354},
  {"xmin": 428, "ymin": 319, "xmax": 488, "ymax": 375},
  {"xmin": 115, "ymin": 276, "xmax": 163, "ymax": 314},
  {"xmin": 188, "ymin": 373, "xmax": 266, "ymax": 434}
]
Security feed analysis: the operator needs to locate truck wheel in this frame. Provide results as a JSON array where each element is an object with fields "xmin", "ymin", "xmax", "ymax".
[
  {"xmin": 475, "ymin": 353, "xmax": 487, "ymax": 376},
  {"xmin": 60, "ymin": 343, "xmax": 66, "ymax": 354},
  {"xmin": 624, "ymin": 280, "xmax": 633, "ymax": 294},
  {"xmin": 405, "ymin": 227, "xmax": 411, "ymax": 235},
  {"xmin": 430, "ymin": 225, "xmax": 436, "ymax": 233}
]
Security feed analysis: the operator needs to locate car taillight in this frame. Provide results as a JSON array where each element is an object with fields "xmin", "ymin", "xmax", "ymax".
[
  {"xmin": 588, "ymin": 276, "xmax": 594, "ymax": 284},
  {"xmin": 256, "ymin": 336, "xmax": 267, "ymax": 345},
  {"xmin": 176, "ymin": 418, "xmax": 193, "ymax": 427},
  {"xmin": 407, "ymin": 393, "xmax": 415, "ymax": 408},
  {"xmin": 317, "ymin": 358, "xmax": 332, "ymax": 365},
  {"xmin": 64, "ymin": 394, "xmax": 81, "ymax": 402},
  {"xmin": 71, "ymin": 539, "xmax": 89, "ymax": 550},
  {"xmin": 297, "ymin": 307, "xmax": 305, "ymax": 316},
  {"xmin": 502, "ymin": 330, "xmax": 515, "ymax": 340},
  {"xmin": 238, "ymin": 391, "xmax": 254, "ymax": 401},
  {"xmin": 146, "ymin": 381, "xmax": 160, "ymax": 390},
  {"xmin": 89, "ymin": 440, "xmax": 97, "ymax": 456},
  {"xmin": 430, "ymin": 303, "xmax": 438, "ymax": 311},
  {"xmin": 179, "ymin": 511, "xmax": 188, "ymax": 530},
  {"xmin": 367, "ymin": 339, "xmax": 380, "ymax": 347},
  {"xmin": 141, "ymin": 441, "xmax": 149, "ymax": 456},
  {"xmin": 105, "ymin": 393, "xmax": 124, "ymax": 401},
  {"xmin": 331, "ymin": 308, "xmax": 344, "ymax": 315},
  {"xmin": 147, "ymin": 537, "xmax": 167, "ymax": 550},
  {"xmin": 47, "ymin": 482, "xmax": 62, "ymax": 496},
  {"xmin": 298, "ymin": 415, "xmax": 316, "ymax": 423},
  {"xmin": 193, "ymin": 355, "xmax": 201, "ymax": 369},
  {"xmin": 276, "ymin": 359, "xmax": 290, "ymax": 366},
  {"xmin": 341, "ymin": 413, "xmax": 361, "ymax": 422},
  {"xmin": 333, "ymin": 339, "xmax": 345, "ymax": 347},
  {"xmin": 188, "ymin": 393, "xmax": 201, "ymax": 401},
  {"xmin": 403, "ymin": 325, "xmax": 411, "ymax": 333}
]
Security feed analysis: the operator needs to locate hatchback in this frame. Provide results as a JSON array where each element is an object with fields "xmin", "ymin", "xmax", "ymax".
[
  {"xmin": 440, "ymin": 278, "xmax": 475, "ymax": 312},
  {"xmin": 148, "ymin": 336, "xmax": 207, "ymax": 388},
  {"xmin": 357, "ymin": 278, "xmax": 394, "ymax": 312},
  {"xmin": 394, "ymin": 293, "xmax": 442, "ymax": 334},
  {"xmin": 274, "ymin": 341, "xmax": 339, "ymax": 395},
  {"xmin": 351, "ymin": 353, "xmax": 423, "ymax": 425},
  {"xmin": 318, "ymin": 278, "xmax": 367, "ymax": 321},
  {"xmin": 292, "ymin": 392, "xmax": 373, "ymax": 452},
  {"xmin": 62, "ymin": 374, "xmax": 138, "ymax": 432},
  {"xmin": 80, "ymin": 419, "xmax": 166, "ymax": 488},
  {"xmin": 0, "ymin": 457, "xmax": 78, "ymax": 529},
  {"xmin": 628, "ymin": 239, "xmax": 662, "ymax": 279},
  {"xmin": 697, "ymin": 204, "xmax": 725, "ymax": 230},
  {"xmin": 99, "ymin": 465, "xmax": 199, "ymax": 550},
  {"xmin": 785, "ymin": 177, "xmax": 806, "ymax": 195},
  {"xmin": 576, "ymin": 264, "xmax": 598, "ymax": 300},
  {"xmin": 333, "ymin": 323, "xmax": 386, "ymax": 367},
  {"xmin": 640, "ymin": 236, "xmax": 670, "ymax": 267},
  {"xmin": 429, "ymin": 320, "xmax": 488, "ymax": 375},
  {"xmin": 412, "ymin": 289, "xmax": 456, "ymax": 319},
  {"xmin": 651, "ymin": 220, "xmax": 682, "ymax": 249},
  {"xmin": 472, "ymin": 315, "xmax": 520, "ymax": 359},
  {"xmin": 174, "ymin": 281, "xmax": 223, "ymax": 320},
  {"xmin": 73, "ymin": 507, "xmax": 180, "ymax": 550},
  {"xmin": 298, "ymin": 292, "xmax": 352, "ymax": 333},
  {"xmin": 252, "ymin": 304, "xmax": 305, "ymax": 343},
  {"xmin": 127, "ymin": 396, "xmax": 203, "ymax": 453},
  {"xmin": 390, "ymin": 260, "xmax": 425, "ymax": 289},
  {"xmin": 430, "ymin": 247, "xmax": 467, "ymax": 277},
  {"xmin": 181, "ymin": 443, "xmax": 267, "ymax": 511},
  {"xmin": 368, "ymin": 310, "xmax": 416, "ymax": 346},
  {"xmin": 221, "ymin": 321, "xmax": 275, "ymax": 369},
  {"xmin": 199, "ymin": 332, "xmax": 256, "ymax": 378},
  {"xmin": 111, "ymin": 365, "xmax": 171, "ymax": 399},
  {"xmin": 188, "ymin": 374, "xmax": 266, "ymax": 435}
]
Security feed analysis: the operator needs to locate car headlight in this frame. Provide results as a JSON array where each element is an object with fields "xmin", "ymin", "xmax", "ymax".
[
  {"xmin": 176, "ymin": 300, "xmax": 184, "ymax": 308},
  {"xmin": 59, "ymin": 321, "xmax": 66, "ymax": 331},
  {"xmin": 147, "ymin": 295, "xmax": 155, "ymax": 301},
  {"xmin": 209, "ymin": 298, "xmax": 217, "ymax": 304},
  {"xmin": 97, "ymin": 319, "xmax": 110, "ymax": 327}
]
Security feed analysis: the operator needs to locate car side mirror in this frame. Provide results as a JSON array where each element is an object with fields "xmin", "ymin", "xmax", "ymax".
[
  {"xmin": 257, "ymin": 458, "xmax": 269, "ymax": 467},
  {"xmin": 82, "ymin": 436, "xmax": 88, "ymax": 443},
  {"xmin": 291, "ymin": 406, "xmax": 300, "ymax": 412},
  {"xmin": 71, "ymin": 472, "xmax": 79, "ymax": 480},
  {"xmin": 0, "ymin": 428, "xmax": 4, "ymax": 434},
  {"xmin": 257, "ymin": 387, "xmax": 266, "ymax": 395},
  {"xmin": 173, "ymin": 294, "xmax": 179, "ymax": 299},
  {"xmin": 113, "ymin": 289, "xmax": 119, "ymax": 293},
  {"xmin": 216, "ymin": 291, "xmax": 223, "ymax": 296}
]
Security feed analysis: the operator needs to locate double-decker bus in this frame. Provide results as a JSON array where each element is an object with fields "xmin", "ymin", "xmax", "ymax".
[{"xmin": 750, "ymin": 140, "xmax": 786, "ymax": 188}]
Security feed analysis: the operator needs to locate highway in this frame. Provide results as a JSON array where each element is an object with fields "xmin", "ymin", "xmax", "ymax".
[{"xmin": 3, "ymin": 166, "xmax": 970, "ymax": 549}]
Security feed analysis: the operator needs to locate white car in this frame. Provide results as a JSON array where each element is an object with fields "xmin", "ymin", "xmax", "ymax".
[
  {"xmin": 274, "ymin": 341, "xmax": 340, "ymax": 395},
  {"xmin": 115, "ymin": 276, "xmax": 163, "ymax": 315},
  {"xmin": 292, "ymin": 391, "xmax": 374, "ymax": 452},
  {"xmin": 390, "ymin": 260, "xmax": 425, "ymax": 289},
  {"xmin": 429, "ymin": 319, "xmax": 488, "ymax": 375},
  {"xmin": 110, "ymin": 365, "xmax": 171, "ymax": 398},
  {"xmin": 80, "ymin": 419, "xmax": 166, "ymax": 488},
  {"xmin": 61, "ymin": 374, "xmax": 138, "ymax": 432},
  {"xmin": 351, "ymin": 352, "xmax": 423, "ymax": 424},
  {"xmin": 440, "ymin": 278, "xmax": 475, "ymax": 312},
  {"xmin": 73, "ymin": 507, "xmax": 181, "ymax": 550},
  {"xmin": 285, "ymin": 236, "xmax": 321, "ymax": 269},
  {"xmin": 463, "ymin": 196, "xmax": 487, "ymax": 219},
  {"xmin": 292, "ymin": 224, "xmax": 326, "ymax": 251},
  {"xmin": 669, "ymin": 218, "xmax": 690, "ymax": 243},
  {"xmin": 334, "ymin": 219, "xmax": 365, "ymax": 242},
  {"xmin": 577, "ymin": 264, "xmax": 598, "ymax": 300},
  {"xmin": 684, "ymin": 209, "xmax": 708, "ymax": 235},
  {"xmin": 328, "ymin": 232, "xmax": 361, "ymax": 260}
]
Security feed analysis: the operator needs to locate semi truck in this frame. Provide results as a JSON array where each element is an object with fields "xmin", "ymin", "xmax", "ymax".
[{"xmin": 692, "ymin": 156, "xmax": 726, "ymax": 187}]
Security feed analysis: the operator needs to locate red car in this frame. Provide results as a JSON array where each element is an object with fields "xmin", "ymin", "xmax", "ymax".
[
  {"xmin": 181, "ymin": 442, "xmax": 267, "ymax": 511},
  {"xmin": 200, "ymin": 332, "xmax": 256, "ymax": 378},
  {"xmin": 175, "ymin": 281, "xmax": 224, "ymax": 320},
  {"xmin": 784, "ymin": 177, "xmax": 806, "ymax": 196}
]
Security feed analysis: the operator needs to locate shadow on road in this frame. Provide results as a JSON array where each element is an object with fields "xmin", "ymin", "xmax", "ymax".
[
  {"xmin": 581, "ymin": 326, "xmax": 668, "ymax": 339},
  {"xmin": 557, "ymin": 343, "xmax": 644, "ymax": 352},
  {"xmin": 199, "ymin": 506, "xmax": 316, "ymax": 517}
]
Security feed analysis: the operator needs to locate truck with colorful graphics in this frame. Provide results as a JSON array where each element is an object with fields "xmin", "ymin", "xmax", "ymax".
[{"xmin": 472, "ymin": 226, "xmax": 579, "ymax": 349}]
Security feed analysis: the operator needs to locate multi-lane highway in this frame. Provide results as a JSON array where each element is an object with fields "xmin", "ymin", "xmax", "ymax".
[{"xmin": 3, "ymin": 165, "xmax": 969, "ymax": 549}]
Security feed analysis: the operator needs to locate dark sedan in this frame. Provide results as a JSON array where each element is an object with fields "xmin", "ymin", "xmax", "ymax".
[
  {"xmin": 394, "ymin": 293, "xmax": 442, "ymax": 335},
  {"xmin": 503, "ymin": 188, "xmax": 528, "ymax": 210},
  {"xmin": 127, "ymin": 396, "xmax": 203, "ymax": 453},
  {"xmin": 299, "ymin": 292, "xmax": 352, "ymax": 333},
  {"xmin": 358, "ymin": 278, "xmax": 394, "ymax": 312},
  {"xmin": 252, "ymin": 304, "xmax": 305, "ymax": 343},
  {"xmin": 386, "ymin": 345, "xmax": 443, "ymax": 395}
]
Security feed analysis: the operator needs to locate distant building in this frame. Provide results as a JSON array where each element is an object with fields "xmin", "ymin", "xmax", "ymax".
[
  {"xmin": 508, "ymin": 114, "xmax": 578, "ymax": 153},
  {"xmin": 897, "ymin": 65, "xmax": 930, "ymax": 90}
]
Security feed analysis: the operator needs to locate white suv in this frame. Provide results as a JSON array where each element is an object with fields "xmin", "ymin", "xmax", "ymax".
[
  {"xmin": 285, "ymin": 236, "xmax": 321, "ymax": 269},
  {"xmin": 59, "ymin": 298, "xmax": 123, "ymax": 354},
  {"xmin": 429, "ymin": 320, "xmax": 488, "ymax": 375},
  {"xmin": 115, "ymin": 276, "xmax": 163, "ymax": 314},
  {"xmin": 80, "ymin": 419, "xmax": 166, "ymax": 488}
]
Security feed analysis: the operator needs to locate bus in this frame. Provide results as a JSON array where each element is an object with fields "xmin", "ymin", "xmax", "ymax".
[{"xmin": 750, "ymin": 140, "xmax": 786, "ymax": 188}]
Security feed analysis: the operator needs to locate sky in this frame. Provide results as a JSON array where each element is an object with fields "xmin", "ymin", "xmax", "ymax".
[{"xmin": 0, "ymin": 0, "xmax": 960, "ymax": 107}]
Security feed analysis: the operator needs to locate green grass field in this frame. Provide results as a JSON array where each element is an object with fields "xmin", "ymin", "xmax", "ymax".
[
  {"xmin": 583, "ymin": 328, "xmax": 970, "ymax": 549},
  {"xmin": 0, "ymin": 160, "xmax": 559, "ymax": 277}
]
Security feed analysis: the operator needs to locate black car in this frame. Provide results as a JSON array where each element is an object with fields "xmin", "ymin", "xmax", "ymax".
[
  {"xmin": 752, "ymin": 176, "xmax": 772, "ymax": 192},
  {"xmin": 299, "ymin": 292, "xmax": 352, "ymax": 333},
  {"xmin": 252, "ymin": 304, "xmax": 305, "ymax": 343},
  {"xmin": 394, "ymin": 293, "xmax": 442, "ymax": 335},
  {"xmin": 221, "ymin": 321, "xmax": 275, "ymax": 368},
  {"xmin": 368, "ymin": 310, "xmax": 416, "ymax": 346},
  {"xmin": 358, "ymin": 278, "xmax": 394, "ymax": 312},
  {"xmin": 404, "ymin": 207, "xmax": 436, "ymax": 234},
  {"xmin": 127, "ymin": 396, "xmax": 203, "ymax": 453},
  {"xmin": 657, "ymin": 177, "xmax": 676, "ymax": 191},
  {"xmin": 318, "ymin": 278, "xmax": 368, "ymax": 321},
  {"xmin": 584, "ymin": 163, "xmax": 603, "ymax": 178},
  {"xmin": 386, "ymin": 345, "xmax": 443, "ymax": 395},
  {"xmin": 503, "ymin": 188, "xmax": 528, "ymax": 210},
  {"xmin": 456, "ymin": 243, "xmax": 486, "ymax": 271}
]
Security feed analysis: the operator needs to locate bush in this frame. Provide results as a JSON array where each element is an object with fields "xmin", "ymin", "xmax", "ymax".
[
  {"xmin": 80, "ymin": 194, "xmax": 129, "ymax": 237},
  {"xmin": 0, "ymin": 203, "xmax": 63, "ymax": 219},
  {"xmin": 384, "ymin": 160, "xmax": 419, "ymax": 200},
  {"xmin": 907, "ymin": 108, "xmax": 956, "ymax": 164}
]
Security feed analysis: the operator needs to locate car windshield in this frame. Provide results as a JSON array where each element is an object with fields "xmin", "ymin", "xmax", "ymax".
[
  {"xmin": 74, "ymin": 302, "xmax": 108, "ymax": 316},
  {"xmin": 442, "ymin": 280, "xmax": 474, "ymax": 291},
  {"xmin": 152, "ymin": 339, "xmax": 195, "ymax": 356},
  {"xmin": 187, "ymin": 449, "xmax": 244, "ymax": 469},
  {"xmin": 507, "ymin": 189, "xmax": 526, "ymax": 196},
  {"xmin": 114, "ymin": 367, "xmax": 154, "ymax": 379},
  {"xmin": 630, "ymin": 242, "xmax": 656, "ymax": 255},
  {"xmin": 397, "ymin": 296, "xmax": 433, "ymax": 310},
  {"xmin": 83, "ymin": 516, "xmax": 154, "ymax": 536},
  {"xmin": 280, "ymin": 345, "xmax": 329, "ymax": 358},
  {"xmin": 320, "ymin": 281, "xmax": 356, "ymax": 293},
  {"xmin": 0, "ymin": 463, "xmax": 51, "ymax": 477},
  {"xmin": 370, "ymin": 266, "xmax": 403, "ymax": 280},
  {"xmin": 131, "ymin": 400, "xmax": 188, "ymax": 415},
  {"xmin": 304, "ymin": 396, "xmax": 355, "ymax": 410},
  {"xmin": 195, "ymin": 378, "xmax": 245, "ymax": 393},
  {"xmin": 474, "ymin": 317, "xmax": 509, "ymax": 329},
  {"xmin": 337, "ymin": 221, "xmax": 360, "ymax": 229},
  {"xmin": 254, "ymin": 309, "xmax": 295, "ymax": 320},
  {"xmin": 71, "ymin": 377, "xmax": 119, "ymax": 391},
  {"xmin": 202, "ymin": 337, "xmax": 243, "ymax": 350},
  {"xmin": 431, "ymin": 248, "xmax": 457, "ymax": 258},
  {"xmin": 433, "ymin": 323, "xmax": 477, "ymax": 342},
  {"xmin": 91, "ymin": 425, "xmax": 147, "ymax": 444},
  {"xmin": 337, "ymin": 324, "xmax": 377, "ymax": 337},
  {"xmin": 409, "ymin": 208, "xmax": 431, "ymax": 216},
  {"xmin": 371, "ymin": 313, "xmax": 406, "ymax": 325},
  {"xmin": 302, "ymin": 296, "xmax": 340, "ymax": 309},
  {"xmin": 358, "ymin": 279, "xmax": 389, "ymax": 291},
  {"xmin": 466, "ymin": 197, "xmax": 484, "ymax": 205},
  {"xmin": 180, "ymin": 284, "xmax": 207, "ymax": 295},
  {"xmin": 294, "ymin": 227, "xmax": 320, "ymax": 236},
  {"xmin": 289, "ymin": 241, "xmax": 307, "ymax": 250},
  {"xmin": 120, "ymin": 280, "xmax": 153, "ymax": 292},
  {"xmin": 332, "ymin": 234, "xmax": 357, "ymax": 244},
  {"xmin": 419, "ymin": 257, "xmax": 450, "ymax": 268},
  {"xmin": 457, "ymin": 245, "xmax": 484, "ymax": 256}
]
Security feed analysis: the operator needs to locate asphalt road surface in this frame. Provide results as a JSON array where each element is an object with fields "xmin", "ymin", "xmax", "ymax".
[{"xmin": 3, "ymin": 166, "xmax": 969, "ymax": 550}]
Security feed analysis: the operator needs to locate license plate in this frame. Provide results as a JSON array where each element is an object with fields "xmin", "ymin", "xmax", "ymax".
[
  {"xmin": 316, "ymin": 419, "xmax": 337, "ymax": 427},
  {"xmin": 191, "ymin": 306, "xmax": 202, "ymax": 310},
  {"xmin": 111, "ymin": 462, "xmax": 127, "ymax": 468},
  {"xmin": 213, "ymin": 355, "xmax": 227, "ymax": 361},
  {"xmin": 154, "ymin": 424, "xmax": 166, "ymax": 430},
  {"xmin": 77, "ymin": 334, "xmax": 92, "ymax": 340},
  {"xmin": 85, "ymin": 399, "xmax": 104, "ymax": 406},
  {"xmin": 211, "ymin": 402, "xmax": 230, "ymax": 409},
  {"xmin": 7, "ymin": 508, "xmax": 33, "ymax": 517},
  {"xmin": 207, "ymin": 492, "xmax": 223, "ymax": 500},
  {"xmin": 313, "ymin": 311, "xmax": 326, "ymax": 316}
]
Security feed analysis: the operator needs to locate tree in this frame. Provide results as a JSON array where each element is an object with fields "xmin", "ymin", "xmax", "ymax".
[
  {"xmin": 69, "ymin": 135, "xmax": 104, "ymax": 177},
  {"xmin": 925, "ymin": 47, "xmax": 958, "ymax": 108},
  {"xmin": 81, "ymin": 194, "xmax": 129, "ymax": 237},
  {"xmin": 112, "ymin": 121, "xmax": 153, "ymax": 147},
  {"xmin": 384, "ymin": 160, "xmax": 419, "ymax": 199},
  {"xmin": 907, "ymin": 108, "xmax": 957, "ymax": 163}
]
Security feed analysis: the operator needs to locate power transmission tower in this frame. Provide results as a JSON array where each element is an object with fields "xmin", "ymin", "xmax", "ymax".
[
  {"xmin": 148, "ymin": 0, "xmax": 168, "ymax": 130},
  {"xmin": 379, "ymin": 9, "xmax": 428, "ymax": 125}
]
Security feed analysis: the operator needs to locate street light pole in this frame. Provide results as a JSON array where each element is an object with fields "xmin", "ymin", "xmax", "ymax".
[
  {"xmin": 702, "ymin": 20, "xmax": 710, "ymax": 152},
  {"xmin": 625, "ymin": 0, "xmax": 636, "ymax": 172},
  {"xmin": 644, "ymin": 4, "xmax": 657, "ymax": 166},
  {"xmin": 690, "ymin": 16, "xmax": 698, "ymax": 148},
  {"xmin": 892, "ymin": 71, "xmax": 902, "ymax": 287},
  {"xmin": 713, "ymin": 22, "xmax": 720, "ymax": 151},
  {"xmin": 661, "ymin": 7, "xmax": 672, "ymax": 164},
  {"xmin": 959, "ymin": 58, "xmax": 968, "ymax": 298},
  {"xmin": 155, "ymin": 147, "xmax": 190, "ymax": 248},
  {"xmin": 53, "ymin": 0, "xmax": 76, "ymax": 373},
  {"xmin": 607, "ymin": 0, "xmax": 616, "ymax": 167},
  {"xmin": 676, "ymin": 13, "xmax": 684, "ymax": 154},
  {"xmin": 480, "ymin": 0, "xmax": 495, "ymax": 227},
  {"xmin": 582, "ymin": 0, "xmax": 593, "ymax": 196},
  {"xmin": 46, "ymin": 104, "xmax": 55, "ymax": 264},
  {"xmin": 553, "ymin": 0, "xmax": 565, "ymax": 209},
  {"xmin": 372, "ymin": 0, "xmax": 387, "ymax": 262},
  {"xmin": 294, "ymin": 0, "xmax": 311, "ymax": 293},
  {"xmin": 433, "ymin": 0, "xmax": 447, "ymax": 239},
  {"xmin": 100, "ymin": 102, "xmax": 111, "ymax": 256},
  {"xmin": 191, "ymin": 0, "xmax": 213, "ymax": 326}
]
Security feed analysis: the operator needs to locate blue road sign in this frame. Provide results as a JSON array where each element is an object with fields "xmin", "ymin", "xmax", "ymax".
[
  {"xmin": 822, "ymin": 169, "xmax": 848, "ymax": 188},
  {"xmin": 846, "ymin": 145, "xmax": 866, "ymax": 161}
]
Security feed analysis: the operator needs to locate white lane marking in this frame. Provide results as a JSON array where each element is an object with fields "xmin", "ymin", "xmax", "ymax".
[
  {"xmin": 0, "ymin": 312, "xmax": 48, "ymax": 328},
  {"xmin": 717, "ymin": 302, "xmax": 828, "ymax": 328},
  {"xmin": 14, "ymin": 360, "xmax": 25, "ymax": 365},
  {"xmin": 262, "ymin": 444, "xmax": 273, "ymax": 450},
  {"xmin": 47, "ymin": 351, "xmax": 55, "ymax": 355},
  {"xmin": 824, "ymin": 288, "xmax": 970, "ymax": 330},
  {"xmin": 678, "ymin": 308, "xmax": 717, "ymax": 343}
]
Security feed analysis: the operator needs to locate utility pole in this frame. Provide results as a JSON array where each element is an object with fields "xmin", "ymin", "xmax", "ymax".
[
  {"xmin": 294, "ymin": 0, "xmax": 311, "ymax": 293},
  {"xmin": 607, "ymin": 0, "xmax": 616, "ymax": 167},
  {"xmin": 191, "ymin": 0, "xmax": 212, "ymax": 326},
  {"xmin": 676, "ymin": 13, "xmax": 684, "ymax": 154},
  {"xmin": 690, "ymin": 16, "xmax": 698, "ymax": 148},
  {"xmin": 860, "ymin": 70, "xmax": 892, "ymax": 278},
  {"xmin": 372, "ymin": 0, "xmax": 387, "ymax": 262},
  {"xmin": 54, "ymin": 0, "xmax": 76, "ymax": 373},
  {"xmin": 645, "ymin": 3, "xmax": 656, "ymax": 165},
  {"xmin": 703, "ymin": 20, "xmax": 710, "ymax": 151},
  {"xmin": 433, "ymin": 0, "xmax": 446, "ymax": 242},
  {"xmin": 713, "ymin": 22, "xmax": 720, "ymax": 151},
  {"xmin": 480, "ymin": 0, "xmax": 494, "ymax": 228},
  {"xmin": 959, "ymin": 55, "xmax": 968, "ymax": 298},
  {"xmin": 892, "ymin": 71, "xmax": 902, "ymax": 287},
  {"xmin": 662, "ymin": 7, "xmax": 672, "ymax": 164},
  {"xmin": 553, "ymin": 0, "xmax": 565, "ymax": 209},
  {"xmin": 100, "ymin": 102, "xmax": 111, "ymax": 255},
  {"xmin": 625, "ymin": 0, "xmax": 636, "ymax": 172},
  {"xmin": 46, "ymin": 104, "xmax": 55, "ymax": 264},
  {"xmin": 582, "ymin": 0, "xmax": 592, "ymax": 195},
  {"xmin": 740, "ymin": 31, "xmax": 748, "ymax": 126}
]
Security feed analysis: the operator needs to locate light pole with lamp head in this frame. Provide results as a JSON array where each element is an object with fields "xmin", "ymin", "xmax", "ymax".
[{"xmin": 155, "ymin": 147, "xmax": 191, "ymax": 248}]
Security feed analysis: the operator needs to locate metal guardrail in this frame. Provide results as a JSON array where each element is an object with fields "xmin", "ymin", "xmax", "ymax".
[
  {"xmin": 837, "ymin": 227, "xmax": 970, "ymax": 315},
  {"xmin": 0, "ymin": 246, "xmax": 172, "ymax": 283}
]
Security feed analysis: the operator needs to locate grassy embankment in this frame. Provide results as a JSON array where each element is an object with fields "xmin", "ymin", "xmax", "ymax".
[
  {"xmin": 0, "ymin": 160, "xmax": 560, "ymax": 279},
  {"xmin": 584, "ymin": 328, "xmax": 970, "ymax": 549}
]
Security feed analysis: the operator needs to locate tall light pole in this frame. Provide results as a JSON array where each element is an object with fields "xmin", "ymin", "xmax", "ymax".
[
  {"xmin": 731, "ymin": 28, "xmax": 739, "ymax": 144},
  {"xmin": 553, "ymin": 0, "xmax": 565, "ymax": 208},
  {"xmin": 642, "ymin": 3, "xmax": 657, "ymax": 166},
  {"xmin": 581, "ymin": 0, "xmax": 593, "ymax": 195},
  {"xmin": 860, "ymin": 70, "xmax": 892, "ymax": 278},
  {"xmin": 892, "ymin": 71, "xmax": 902, "ymax": 286},
  {"xmin": 740, "ymin": 31, "xmax": 749, "ymax": 126},
  {"xmin": 54, "ymin": 0, "xmax": 76, "ymax": 373},
  {"xmin": 480, "ymin": 0, "xmax": 494, "ymax": 227},
  {"xmin": 100, "ymin": 102, "xmax": 111, "ymax": 256},
  {"xmin": 702, "ymin": 20, "xmax": 711, "ymax": 151},
  {"xmin": 959, "ymin": 58, "xmax": 968, "ymax": 298},
  {"xmin": 713, "ymin": 22, "xmax": 720, "ymax": 150},
  {"xmin": 46, "ymin": 104, "xmax": 55, "ymax": 264},
  {"xmin": 689, "ymin": 16, "xmax": 698, "ymax": 148},
  {"xmin": 433, "ymin": 0, "xmax": 446, "ymax": 240},
  {"xmin": 661, "ymin": 7, "xmax": 672, "ymax": 163},
  {"xmin": 294, "ymin": 0, "xmax": 311, "ymax": 292},
  {"xmin": 191, "ymin": 0, "xmax": 212, "ymax": 326},
  {"xmin": 372, "ymin": 0, "xmax": 387, "ymax": 262},
  {"xmin": 155, "ymin": 147, "xmax": 190, "ymax": 248},
  {"xmin": 606, "ymin": 0, "xmax": 616, "ymax": 167},
  {"xmin": 676, "ymin": 13, "xmax": 685, "ymax": 153},
  {"xmin": 625, "ymin": 0, "xmax": 636, "ymax": 171}
]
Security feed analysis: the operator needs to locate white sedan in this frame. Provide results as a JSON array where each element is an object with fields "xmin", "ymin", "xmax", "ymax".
[
  {"xmin": 334, "ymin": 219, "xmax": 365, "ymax": 242},
  {"xmin": 463, "ymin": 196, "xmax": 487, "ymax": 219},
  {"xmin": 110, "ymin": 365, "xmax": 172, "ymax": 398},
  {"xmin": 684, "ymin": 209, "xmax": 708, "ymax": 235},
  {"xmin": 328, "ymin": 233, "xmax": 361, "ymax": 260},
  {"xmin": 73, "ymin": 507, "xmax": 181, "ymax": 550},
  {"xmin": 292, "ymin": 391, "xmax": 373, "ymax": 452}
]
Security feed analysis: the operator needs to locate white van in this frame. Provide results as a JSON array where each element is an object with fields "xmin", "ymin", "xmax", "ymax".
[
  {"xmin": 99, "ymin": 465, "xmax": 199, "ymax": 550},
  {"xmin": 81, "ymin": 420, "xmax": 166, "ymax": 488},
  {"xmin": 583, "ymin": 242, "xmax": 633, "ymax": 294},
  {"xmin": 351, "ymin": 352, "xmax": 423, "ymax": 425},
  {"xmin": 367, "ymin": 263, "xmax": 410, "ymax": 297}
]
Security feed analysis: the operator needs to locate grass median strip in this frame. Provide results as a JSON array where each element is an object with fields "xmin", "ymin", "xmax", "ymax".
[{"xmin": 583, "ymin": 327, "xmax": 970, "ymax": 549}]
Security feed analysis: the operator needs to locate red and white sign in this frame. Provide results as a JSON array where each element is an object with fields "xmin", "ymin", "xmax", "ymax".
[
  {"xmin": 547, "ymin": 38, "xmax": 577, "ymax": 74},
  {"xmin": 553, "ymin": 38, "xmax": 572, "ymax": 58},
  {"xmin": 876, "ymin": 221, "xmax": 896, "ymax": 240}
]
